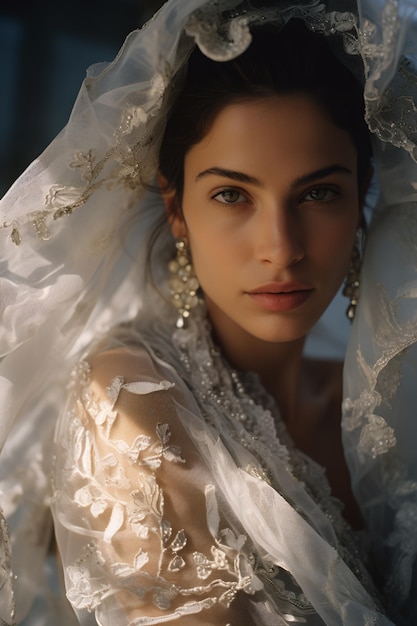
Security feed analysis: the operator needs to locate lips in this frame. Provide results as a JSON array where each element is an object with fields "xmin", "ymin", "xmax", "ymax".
[
  {"xmin": 248, "ymin": 281, "xmax": 313, "ymax": 294},
  {"xmin": 246, "ymin": 282, "xmax": 314, "ymax": 312}
]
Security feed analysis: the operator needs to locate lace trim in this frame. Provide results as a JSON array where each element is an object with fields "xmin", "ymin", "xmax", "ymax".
[
  {"xmin": 186, "ymin": 0, "xmax": 359, "ymax": 62},
  {"xmin": 4, "ymin": 0, "xmax": 417, "ymax": 246},
  {"xmin": 0, "ymin": 514, "xmax": 15, "ymax": 626},
  {"xmin": 341, "ymin": 204, "xmax": 417, "ymax": 608},
  {"xmin": 1, "ymin": 68, "xmax": 170, "ymax": 245},
  {"xmin": 164, "ymin": 306, "xmax": 377, "ymax": 596},
  {"xmin": 57, "ymin": 362, "xmax": 278, "ymax": 621}
]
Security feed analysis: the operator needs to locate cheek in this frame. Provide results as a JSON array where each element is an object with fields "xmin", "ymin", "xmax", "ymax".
[
  {"xmin": 189, "ymin": 234, "xmax": 235, "ymax": 276},
  {"xmin": 316, "ymin": 225, "xmax": 357, "ymax": 278},
  {"xmin": 184, "ymin": 210, "xmax": 243, "ymax": 264},
  {"xmin": 187, "ymin": 226, "xmax": 243, "ymax": 293}
]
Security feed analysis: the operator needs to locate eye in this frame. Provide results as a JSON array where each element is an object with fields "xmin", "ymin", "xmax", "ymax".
[
  {"xmin": 303, "ymin": 187, "xmax": 338, "ymax": 202},
  {"xmin": 212, "ymin": 188, "xmax": 248, "ymax": 204}
]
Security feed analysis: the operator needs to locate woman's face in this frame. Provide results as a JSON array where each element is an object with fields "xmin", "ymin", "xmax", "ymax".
[{"xmin": 171, "ymin": 95, "xmax": 362, "ymax": 346}]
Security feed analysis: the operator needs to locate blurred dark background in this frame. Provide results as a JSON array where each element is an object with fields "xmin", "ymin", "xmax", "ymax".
[{"xmin": 0, "ymin": 0, "xmax": 164, "ymax": 197}]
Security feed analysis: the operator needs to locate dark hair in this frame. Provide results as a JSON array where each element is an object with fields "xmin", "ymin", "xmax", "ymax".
[{"xmin": 159, "ymin": 19, "xmax": 372, "ymax": 206}]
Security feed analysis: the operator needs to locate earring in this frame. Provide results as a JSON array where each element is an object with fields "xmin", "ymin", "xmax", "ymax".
[
  {"xmin": 168, "ymin": 238, "xmax": 200, "ymax": 328},
  {"xmin": 342, "ymin": 231, "xmax": 363, "ymax": 322}
]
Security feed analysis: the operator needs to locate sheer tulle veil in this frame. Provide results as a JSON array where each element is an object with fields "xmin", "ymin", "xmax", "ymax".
[{"xmin": 1, "ymin": 0, "xmax": 417, "ymax": 623}]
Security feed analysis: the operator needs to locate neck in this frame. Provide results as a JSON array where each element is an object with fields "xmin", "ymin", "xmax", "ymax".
[{"xmin": 207, "ymin": 305, "xmax": 306, "ymax": 425}]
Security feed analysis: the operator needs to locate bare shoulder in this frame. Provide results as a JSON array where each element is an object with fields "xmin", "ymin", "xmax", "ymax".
[
  {"xmin": 87, "ymin": 345, "xmax": 160, "ymax": 388},
  {"xmin": 84, "ymin": 345, "xmax": 179, "ymax": 441},
  {"xmin": 84, "ymin": 345, "xmax": 207, "ymax": 493}
]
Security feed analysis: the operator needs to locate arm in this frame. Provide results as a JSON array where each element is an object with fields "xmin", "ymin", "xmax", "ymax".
[{"xmin": 52, "ymin": 347, "xmax": 259, "ymax": 625}]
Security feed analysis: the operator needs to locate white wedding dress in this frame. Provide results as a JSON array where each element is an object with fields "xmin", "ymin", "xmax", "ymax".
[
  {"xmin": 0, "ymin": 0, "xmax": 417, "ymax": 624},
  {"xmin": 51, "ymin": 303, "xmax": 388, "ymax": 625}
]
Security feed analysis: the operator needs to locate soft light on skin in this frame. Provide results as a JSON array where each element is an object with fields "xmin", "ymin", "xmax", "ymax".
[
  {"xmin": 166, "ymin": 95, "xmax": 362, "ymax": 373},
  {"xmin": 162, "ymin": 94, "xmax": 367, "ymax": 528}
]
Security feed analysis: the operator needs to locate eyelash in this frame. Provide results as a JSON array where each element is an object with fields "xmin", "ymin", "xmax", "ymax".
[
  {"xmin": 211, "ymin": 185, "xmax": 340, "ymax": 207},
  {"xmin": 302, "ymin": 187, "xmax": 339, "ymax": 203},
  {"xmin": 211, "ymin": 188, "xmax": 249, "ymax": 205}
]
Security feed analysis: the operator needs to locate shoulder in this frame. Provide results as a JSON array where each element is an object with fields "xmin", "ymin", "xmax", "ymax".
[
  {"xmin": 88, "ymin": 343, "xmax": 166, "ymax": 387},
  {"xmin": 77, "ymin": 345, "xmax": 180, "ymax": 443}
]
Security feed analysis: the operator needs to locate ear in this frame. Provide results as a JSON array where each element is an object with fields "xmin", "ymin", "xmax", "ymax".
[{"xmin": 158, "ymin": 173, "xmax": 187, "ymax": 239}]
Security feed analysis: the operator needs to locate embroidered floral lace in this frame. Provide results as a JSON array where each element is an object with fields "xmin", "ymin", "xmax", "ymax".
[
  {"xmin": 52, "ymin": 306, "xmax": 387, "ymax": 624},
  {"xmin": 0, "ymin": 0, "xmax": 417, "ymax": 624}
]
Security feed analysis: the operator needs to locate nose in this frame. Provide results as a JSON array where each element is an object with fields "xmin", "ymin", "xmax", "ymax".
[{"xmin": 254, "ymin": 205, "xmax": 304, "ymax": 268}]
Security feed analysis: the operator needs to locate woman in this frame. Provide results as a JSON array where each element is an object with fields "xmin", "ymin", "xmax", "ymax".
[{"xmin": 1, "ymin": 0, "xmax": 417, "ymax": 624}]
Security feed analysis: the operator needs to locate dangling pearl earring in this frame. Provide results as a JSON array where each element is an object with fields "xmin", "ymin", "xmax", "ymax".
[
  {"xmin": 343, "ymin": 230, "xmax": 363, "ymax": 321},
  {"xmin": 168, "ymin": 238, "xmax": 200, "ymax": 328}
]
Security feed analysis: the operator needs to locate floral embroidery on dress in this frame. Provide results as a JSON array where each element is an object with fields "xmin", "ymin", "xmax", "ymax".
[
  {"xmin": 164, "ymin": 307, "xmax": 379, "ymax": 599},
  {"xmin": 341, "ymin": 201, "xmax": 417, "ymax": 612},
  {"xmin": 0, "ymin": 513, "xmax": 15, "ymax": 625},
  {"xmin": 53, "ymin": 363, "xmax": 274, "ymax": 622},
  {"xmin": 56, "ymin": 343, "xmax": 378, "ymax": 623},
  {"xmin": 1, "ymin": 63, "xmax": 173, "ymax": 245},
  {"xmin": 342, "ymin": 388, "xmax": 396, "ymax": 459}
]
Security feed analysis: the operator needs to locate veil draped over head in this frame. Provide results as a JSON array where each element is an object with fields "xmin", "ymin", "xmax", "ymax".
[{"xmin": 1, "ymin": 0, "xmax": 417, "ymax": 623}]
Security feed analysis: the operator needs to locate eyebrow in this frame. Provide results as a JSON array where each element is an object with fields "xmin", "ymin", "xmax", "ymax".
[
  {"xmin": 195, "ymin": 164, "xmax": 353, "ymax": 187},
  {"xmin": 293, "ymin": 164, "xmax": 353, "ymax": 186},
  {"xmin": 195, "ymin": 167, "xmax": 260, "ymax": 185}
]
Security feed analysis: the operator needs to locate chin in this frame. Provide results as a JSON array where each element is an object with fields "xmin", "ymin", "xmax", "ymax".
[{"xmin": 246, "ymin": 320, "xmax": 314, "ymax": 345}]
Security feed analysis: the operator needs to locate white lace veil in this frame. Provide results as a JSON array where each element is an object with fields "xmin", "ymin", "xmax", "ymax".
[{"xmin": 1, "ymin": 0, "xmax": 417, "ymax": 623}]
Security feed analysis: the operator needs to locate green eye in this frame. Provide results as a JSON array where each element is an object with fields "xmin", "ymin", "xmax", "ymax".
[
  {"xmin": 213, "ymin": 189, "xmax": 246, "ymax": 204},
  {"xmin": 304, "ymin": 188, "xmax": 337, "ymax": 202}
]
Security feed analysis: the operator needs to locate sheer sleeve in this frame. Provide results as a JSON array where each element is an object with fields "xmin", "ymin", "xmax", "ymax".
[{"xmin": 51, "ymin": 346, "xmax": 261, "ymax": 626}]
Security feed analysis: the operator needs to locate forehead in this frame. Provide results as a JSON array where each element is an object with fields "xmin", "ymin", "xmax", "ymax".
[{"xmin": 184, "ymin": 95, "xmax": 357, "ymax": 179}]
